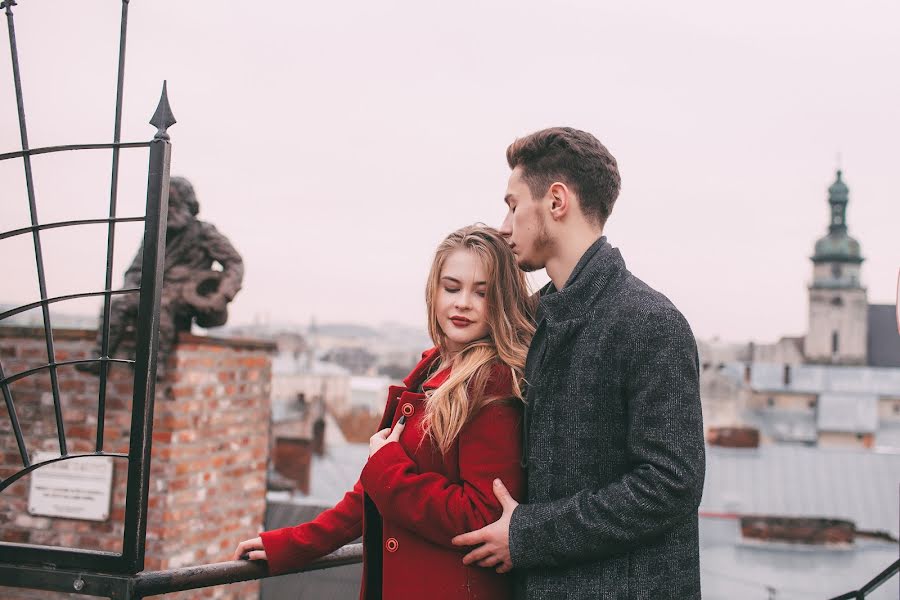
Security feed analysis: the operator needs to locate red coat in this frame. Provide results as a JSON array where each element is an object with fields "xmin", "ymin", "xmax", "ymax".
[{"xmin": 260, "ymin": 347, "xmax": 525, "ymax": 599}]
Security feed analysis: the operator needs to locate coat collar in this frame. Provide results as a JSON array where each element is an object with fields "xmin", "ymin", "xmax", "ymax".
[
  {"xmin": 402, "ymin": 346, "xmax": 451, "ymax": 392},
  {"xmin": 538, "ymin": 236, "xmax": 626, "ymax": 325}
]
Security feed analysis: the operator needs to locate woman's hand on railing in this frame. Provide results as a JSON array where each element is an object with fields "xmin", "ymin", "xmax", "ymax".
[{"xmin": 231, "ymin": 536, "xmax": 268, "ymax": 561}]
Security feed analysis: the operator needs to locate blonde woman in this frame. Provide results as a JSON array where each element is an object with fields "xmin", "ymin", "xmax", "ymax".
[{"xmin": 233, "ymin": 225, "xmax": 534, "ymax": 599}]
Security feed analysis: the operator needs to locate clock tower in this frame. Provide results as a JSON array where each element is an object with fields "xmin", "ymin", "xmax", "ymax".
[{"xmin": 806, "ymin": 170, "xmax": 867, "ymax": 364}]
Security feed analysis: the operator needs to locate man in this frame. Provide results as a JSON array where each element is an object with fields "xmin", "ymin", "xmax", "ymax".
[{"xmin": 452, "ymin": 127, "xmax": 705, "ymax": 599}]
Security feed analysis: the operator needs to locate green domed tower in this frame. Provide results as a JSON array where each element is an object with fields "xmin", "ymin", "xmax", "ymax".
[{"xmin": 806, "ymin": 170, "xmax": 868, "ymax": 365}]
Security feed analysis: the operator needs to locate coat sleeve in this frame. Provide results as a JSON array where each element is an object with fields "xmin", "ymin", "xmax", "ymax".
[
  {"xmin": 508, "ymin": 306, "xmax": 706, "ymax": 568},
  {"xmin": 359, "ymin": 401, "xmax": 524, "ymax": 549},
  {"xmin": 259, "ymin": 480, "xmax": 364, "ymax": 575}
]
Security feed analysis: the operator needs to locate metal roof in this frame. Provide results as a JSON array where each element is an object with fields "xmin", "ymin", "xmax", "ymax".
[
  {"xmin": 701, "ymin": 444, "xmax": 900, "ymax": 537},
  {"xmin": 744, "ymin": 361, "xmax": 900, "ymax": 395},
  {"xmin": 817, "ymin": 393, "xmax": 879, "ymax": 433},
  {"xmin": 306, "ymin": 443, "xmax": 368, "ymax": 506},
  {"xmin": 743, "ymin": 408, "xmax": 818, "ymax": 443},
  {"xmin": 868, "ymin": 304, "xmax": 900, "ymax": 368},
  {"xmin": 263, "ymin": 500, "xmax": 362, "ymax": 600},
  {"xmin": 700, "ymin": 517, "xmax": 897, "ymax": 600}
]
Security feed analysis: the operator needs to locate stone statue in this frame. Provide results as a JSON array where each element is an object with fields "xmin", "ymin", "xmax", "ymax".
[{"xmin": 79, "ymin": 176, "xmax": 244, "ymax": 378}]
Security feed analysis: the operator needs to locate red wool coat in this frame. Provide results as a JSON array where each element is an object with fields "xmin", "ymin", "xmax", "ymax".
[{"xmin": 260, "ymin": 348, "xmax": 525, "ymax": 600}]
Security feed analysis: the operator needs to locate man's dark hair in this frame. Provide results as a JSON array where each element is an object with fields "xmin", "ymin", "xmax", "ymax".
[{"xmin": 506, "ymin": 127, "xmax": 621, "ymax": 225}]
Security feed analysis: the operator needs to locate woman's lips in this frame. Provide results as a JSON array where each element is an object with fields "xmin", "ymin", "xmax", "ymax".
[{"xmin": 450, "ymin": 317, "xmax": 473, "ymax": 327}]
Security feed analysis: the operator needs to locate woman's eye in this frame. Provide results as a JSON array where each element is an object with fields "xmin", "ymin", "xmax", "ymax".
[
  {"xmin": 445, "ymin": 288, "xmax": 459, "ymax": 293},
  {"xmin": 476, "ymin": 291, "xmax": 487, "ymax": 298}
]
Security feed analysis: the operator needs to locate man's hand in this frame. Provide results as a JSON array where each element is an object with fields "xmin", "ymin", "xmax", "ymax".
[
  {"xmin": 452, "ymin": 478, "xmax": 518, "ymax": 573},
  {"xmin": 369, "ymin": 416, "xmax": 405, "ymax": 457},
  {"xmin": 231, "ymin": 536, "xmax": 267, "ymax": 561}
]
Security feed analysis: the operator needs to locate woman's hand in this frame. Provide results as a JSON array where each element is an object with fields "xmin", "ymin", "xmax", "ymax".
[
  {"xmin": 369, "ymin": 416, "xmax": 406, "ymax": 457},
  {"xmin": 231, "ymin": 536, "xmax": 267, "ymax": 561}
]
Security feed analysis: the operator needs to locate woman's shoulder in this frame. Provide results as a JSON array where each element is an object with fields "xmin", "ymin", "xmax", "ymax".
[{"xmin": 481, "ymin": 360, "xmax": 518, "ymax": 401}]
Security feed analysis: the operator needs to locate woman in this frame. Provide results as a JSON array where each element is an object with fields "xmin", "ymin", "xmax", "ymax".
[{"xmin": 233, "ymin": 225, "xmax": 535, "ymax": 599}]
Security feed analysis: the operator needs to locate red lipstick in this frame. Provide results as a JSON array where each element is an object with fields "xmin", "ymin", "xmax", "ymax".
[{"xmin": 450, "ymin": 316, "xmax": 473, "ymax": 327}]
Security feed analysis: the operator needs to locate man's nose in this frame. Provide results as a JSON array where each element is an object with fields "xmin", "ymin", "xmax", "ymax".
[{"xmin": 499, "ymin": 212, "xmax": 513, "ymax": 238}]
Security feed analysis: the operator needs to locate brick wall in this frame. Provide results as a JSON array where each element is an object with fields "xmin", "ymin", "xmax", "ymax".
[{"xmin": 0, "ymin": 328, "xmax": 275, "ymax": 599}]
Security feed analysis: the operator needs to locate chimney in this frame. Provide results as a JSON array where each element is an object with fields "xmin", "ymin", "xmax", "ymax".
[
  {"xmin": 272, "ymin": 437, "xmax": 311, "ymax": 495},
  {"xmin": 312, "ymin": 416, "xmax": 325, "ymax": 457},
  {"xmin": 707, "ymin": 426, "xmax": 760, "ymax": 448},
  {"xmin": 740, "ymin": 516, "xmax": 854, "ymax": 545}
]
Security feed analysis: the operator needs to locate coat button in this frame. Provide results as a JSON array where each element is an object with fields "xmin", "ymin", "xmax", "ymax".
[
  {"xmin": 385, "ymin": 537, "xmax": 399, "ymax": 552},
  {"xmin": 401, "ymin": 403, "xmax": 414, "ymax": 417}
]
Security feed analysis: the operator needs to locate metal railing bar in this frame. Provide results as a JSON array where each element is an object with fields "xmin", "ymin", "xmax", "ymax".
[
  {"xmin": 0, "ymin": 451, "xmax": 128, "ymax": 493},
  {"xmin": 0, "ymin": 357, "xmax": 134, "ymax": 386},
  {"xmin": 859, "ymin": 558, "xmax": 899, "ymax": 595},
  {"xmin": 98, "ymin": 0, "xmax": 131, "ymax": 454},
  {"xmin": 827, "ymin": 558, "xmax": 899, "ymax": 600},
  {"xmin": 131, "ymin": 543, "xmax": 364, "ymax": 598},
  {"xmin": 0, "ymin": 140, "xmax": 150, "ymax": 161},
  {"xmin": 5, "ymin": 0, "xmax": 67, "ymax": 456},
  {"xmin": 0, "ymin": 216, "xmax": 145, "ymax": 242},
  {"xmin": 0, "ymin": 288, "xmax": 140, "ymax": 321},
  {"xmin": 0, "ymin": 360, "xmax": 29, "ymax": 468},
  {"xmin": 0, "ymin": 562, "xmax": 131, "ymax": 599}
]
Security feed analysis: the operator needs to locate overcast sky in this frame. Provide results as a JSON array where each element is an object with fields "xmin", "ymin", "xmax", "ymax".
[{"xmin": 2, "ymin": 1, "xmax": 898, "ymax": 344}]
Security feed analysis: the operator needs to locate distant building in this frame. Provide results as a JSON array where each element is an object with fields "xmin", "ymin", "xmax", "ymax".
[
  {"xmin": 700, "ymin": 171, "xmax": 900, "ymax": 449},
  {"xmin": 806, "ymin": 171, "xmax": 869, "ymax": 364}
]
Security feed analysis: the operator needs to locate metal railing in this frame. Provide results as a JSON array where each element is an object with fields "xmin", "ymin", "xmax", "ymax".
[
  {"xmin": 0, "ymin": 543, "xmax": 364, "ymax": 599},
  {"xmin": 828, "ymin": 558, "xmax": 899, "ymax": 600},
  {"xmin": 1, "ymin": 0, "xmax": 172, "ymax": 577}
]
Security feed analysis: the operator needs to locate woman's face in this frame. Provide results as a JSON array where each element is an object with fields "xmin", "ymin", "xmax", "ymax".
[{"xmin": 435, "ymin": 249, "xmax": 491, "ymax": 353}]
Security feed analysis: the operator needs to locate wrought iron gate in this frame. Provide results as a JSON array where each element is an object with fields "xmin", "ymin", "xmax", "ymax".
[{"xmin": 1, "ymin": 0, "xmax": 172, "ymax": 582}]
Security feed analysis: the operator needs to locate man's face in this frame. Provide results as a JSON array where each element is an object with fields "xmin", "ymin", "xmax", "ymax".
[{"xmin": 499, "ymin": 166, "xmax": 551, "ymax": 272}]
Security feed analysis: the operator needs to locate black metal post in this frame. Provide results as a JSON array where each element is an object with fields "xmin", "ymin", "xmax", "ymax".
[
  {"xmin": 121, "ymin": 82, "xmax": 175, "ymax": 573},
  {"xmin": 98, "ymin": 0, "xmax": 132, "ymax": 451},
  {"xmin": 4, "ymin": 0, "xmax": 67, "ymax": 456}
]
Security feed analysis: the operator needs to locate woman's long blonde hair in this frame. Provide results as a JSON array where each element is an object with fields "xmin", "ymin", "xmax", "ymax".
[{"xmin": 423, "ymin": 225, "xmax": 535, "ymax": 455}]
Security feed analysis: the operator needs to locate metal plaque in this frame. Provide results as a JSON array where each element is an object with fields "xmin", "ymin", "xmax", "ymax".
[{"xmin": 27, "ymin": 452, "xmax": 114, "ymax": 522}]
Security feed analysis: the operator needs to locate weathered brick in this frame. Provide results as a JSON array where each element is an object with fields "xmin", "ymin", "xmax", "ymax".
[{"xmin": 0, "ymin": 330, "xmax": 272, "ymax": 600}]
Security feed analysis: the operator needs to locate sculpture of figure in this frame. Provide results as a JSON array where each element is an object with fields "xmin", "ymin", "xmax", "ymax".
[{"xmin": 79, "ymin": 176, "xmax": 243, "ymax": 378}]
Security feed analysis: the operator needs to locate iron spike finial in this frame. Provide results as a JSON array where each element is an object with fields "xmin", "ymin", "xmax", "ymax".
[
  {"xmin": 149, "ymin": 81, "xmax": 176, "ymax": 140},
  {"xmin": 1, "ymin": 0, "xmax": 18, "ymax": 13}
]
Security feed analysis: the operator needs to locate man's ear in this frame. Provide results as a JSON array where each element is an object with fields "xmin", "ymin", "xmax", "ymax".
[{"xmin": 547, "ymin": 182, "xmax": 573, "ymax": 221}]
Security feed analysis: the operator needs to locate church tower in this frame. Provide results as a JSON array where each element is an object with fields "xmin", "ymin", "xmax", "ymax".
[{"xmin": 806, "ymin": 170, "xmax": 867, "ymax": 364}]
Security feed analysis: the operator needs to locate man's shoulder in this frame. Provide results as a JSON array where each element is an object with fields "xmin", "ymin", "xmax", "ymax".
[{"xmin": 602, "ymin": 272, "xmax": 693, "ymax": 339}]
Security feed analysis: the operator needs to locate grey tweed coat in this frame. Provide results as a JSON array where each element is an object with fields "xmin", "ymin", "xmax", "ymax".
[{"xmin": 509, "ymin": 237, "xmax": 705, "ymax": 600}]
